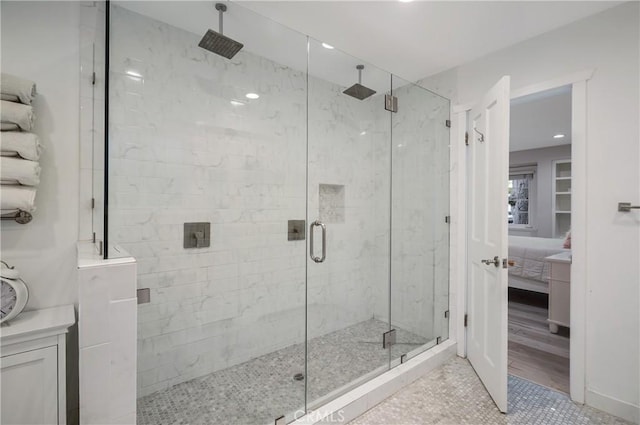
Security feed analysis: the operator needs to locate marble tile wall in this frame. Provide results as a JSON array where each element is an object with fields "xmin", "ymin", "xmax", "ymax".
[
  {"xmin": 108, "ymin": 6, "xmax": 392, "ymax": 397},
  {"xmin": 109, "ymin": 4, "xmax": 450, "ymax": 398},
  {"xmin": 306, "ymin": 75, "xmax": 390, "ymax": 341},
  {"xmin": 381, "ymin": 81, "xmax": 451, "ymax": 342}
]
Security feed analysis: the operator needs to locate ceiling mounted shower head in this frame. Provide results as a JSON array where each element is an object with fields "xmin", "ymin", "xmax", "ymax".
[
  {"xmin": 343, "ymin": 65, "xmax": 376, "ymax": 101},
  {"xmin": 198, "ymin": 3, "xmax": 244, "ymax": 60}
]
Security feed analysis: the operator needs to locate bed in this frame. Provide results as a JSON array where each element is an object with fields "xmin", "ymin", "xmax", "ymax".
[{"xmin": 508, "ymin": 236, "xmax": 569, "ymax": 294}]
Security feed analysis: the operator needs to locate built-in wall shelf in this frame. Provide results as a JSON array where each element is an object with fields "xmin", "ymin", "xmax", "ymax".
[{"xmin": 552, "ymin": 160, "xmax": 572, "ymax": 237}]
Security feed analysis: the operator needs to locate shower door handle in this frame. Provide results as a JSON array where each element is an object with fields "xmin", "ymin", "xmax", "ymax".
[{"xmin": 309, "ymin": 220, "xmax": 326, "ymax": 263}]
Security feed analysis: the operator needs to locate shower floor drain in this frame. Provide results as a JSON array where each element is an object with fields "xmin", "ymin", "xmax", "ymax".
[{"xmin": 293, "ymin": 373, "xmax": 305, "ymax": 381}]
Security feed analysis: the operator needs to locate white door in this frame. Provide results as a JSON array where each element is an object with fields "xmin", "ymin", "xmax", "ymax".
[{"xmin": 466, "ymin": 76, "xmax": 510, "ymax": 413}]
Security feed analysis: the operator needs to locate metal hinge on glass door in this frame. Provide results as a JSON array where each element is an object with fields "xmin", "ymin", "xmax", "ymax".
[
  {"xmin": 385, "ymin": 95, "xmax": 398, "ymax": 113},
  {"xmin": 383, "ymin": 329, "xmax": 397, "ymax": 348}
]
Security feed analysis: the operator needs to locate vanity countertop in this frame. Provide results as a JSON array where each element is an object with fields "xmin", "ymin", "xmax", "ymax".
[{"xmin": 1, "ymin": 304, "xmax": 75, "ymax": 347}]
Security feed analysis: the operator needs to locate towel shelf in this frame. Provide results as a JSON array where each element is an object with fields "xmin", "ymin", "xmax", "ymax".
[{"xmin": 1, "ymin": 210, "xmax": 32, "ymax": 224}]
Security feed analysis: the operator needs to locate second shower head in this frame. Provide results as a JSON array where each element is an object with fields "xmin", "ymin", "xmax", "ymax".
[
  {"xmin": 198, "ymin": 3, "xmax": 244, "ymax": 60},
  {"xmin": 343, "ymin": 65, "xmax": 376, "ymax": 100}
]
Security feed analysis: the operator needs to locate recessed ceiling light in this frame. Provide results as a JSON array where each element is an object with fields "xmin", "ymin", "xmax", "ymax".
[
  {"xmin": 360, "ymin": 131, "xmax": 367, "ymax": 136},
  {"xmin": 398, "ymin": 0, "xmax": 414, "ymax": 3},
  {"xmin": 322, "ymin": 43, "xmax": 334, "ymax": 50},
  {"xmin": 553, "ymin": 134, "xmax": 565, "ymax": 139},
  {"xmin": 245, "ymin": 93, "xmax": 259, "ymax": 100},
  {"xmin": 230, "ymin": 100, "xmax": 245, "ymax": 106}
]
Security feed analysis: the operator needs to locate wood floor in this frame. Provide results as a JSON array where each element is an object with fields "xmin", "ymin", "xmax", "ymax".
[{"xmin": 508, "ymin": 292, "xmax": 570, "ymax": 394}]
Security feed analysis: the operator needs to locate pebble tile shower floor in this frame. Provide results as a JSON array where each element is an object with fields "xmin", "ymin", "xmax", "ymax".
[
  {"xmin": 137, "ymin": 319, "xmax": 428, "ymax": 425},
  {"xmin": 350, "ymin": 357, "xmax": 631, "ymax": 425}
]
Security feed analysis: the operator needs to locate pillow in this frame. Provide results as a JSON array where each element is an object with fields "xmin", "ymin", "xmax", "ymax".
[{"xmin": 563, "ymin": 231, "xmax": 571, "ymax": 249}]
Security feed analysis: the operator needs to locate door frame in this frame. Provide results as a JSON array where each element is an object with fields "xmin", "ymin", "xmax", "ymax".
[{"xmin": 449, "ymin": 69, "xmax": 593, "ymax": 404}]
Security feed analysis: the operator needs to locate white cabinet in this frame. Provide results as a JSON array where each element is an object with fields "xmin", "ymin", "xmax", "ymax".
[
  {"xmin": 545, "ymin": 252, "xmax": 571, "ymax": 333},
  {"xmin": 0, "ymin": 305, "xmax": 75, "ymax": 425},
  {"xmin": 552, "ymin": 159, "xmax": 572, "ymax": 238}
]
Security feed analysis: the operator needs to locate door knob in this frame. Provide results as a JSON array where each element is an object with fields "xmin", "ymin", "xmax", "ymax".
[{"xmin": 481, "ymin": 256, "xmax": 500, "ymax": 267}]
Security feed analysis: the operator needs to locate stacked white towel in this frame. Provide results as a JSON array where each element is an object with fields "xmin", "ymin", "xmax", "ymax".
[
  {"xmin": 1, "ymin": 100, "xmax": 35, "ymax": 131},
  {"xmin": 0, "ymin": 132, "xmax": 41, "ymax": 161},
  {"xmin": 1, "ymin": 73, "xmax": 39, "ymax": 217},
  {"xmin": 1, "ymin": 157, "xmax": 41, "ymax": 186},
  {"xmin": 1, "ymin": 186, "xmax": 37, "ymax": 214},
  {"xmin": 1, "ymin": 73, "xmax": 36, "ymax": 105}
]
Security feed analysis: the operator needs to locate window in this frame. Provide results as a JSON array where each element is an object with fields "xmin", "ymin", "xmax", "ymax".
[{"xmin": 508, "ymin": 166, "xmax": 536, "ymax": 226}]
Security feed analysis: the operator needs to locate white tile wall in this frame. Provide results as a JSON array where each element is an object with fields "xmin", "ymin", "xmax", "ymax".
[
  {"xmin": 108, "ymin": 5, "xmax": 450, "ymax": 399},
  {"xmin": 78, "ymin": 252, "xmax": 137, "ymax": 425},
  {"xmin": 306, "ymin": 75, "xmax": 389, "ymax": 340},
  {"xmin": 387, "ymin": 81, "xmax": 451, "ymax": 341},
  {"xmin": 109, "ymin": 6, "xmax": 305, "ymax": 397},
  {"xmin": 368, "ymin": 80, "xmax": 451, "ymax": 343}
]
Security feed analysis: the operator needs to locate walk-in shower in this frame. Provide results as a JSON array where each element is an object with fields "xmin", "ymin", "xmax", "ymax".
[{"xmin": 105, "ymin": 1, "xmax": 450, "ymax": 423}]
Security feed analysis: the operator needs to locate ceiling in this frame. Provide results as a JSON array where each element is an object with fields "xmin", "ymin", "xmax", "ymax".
[
  {"xmin": 116, "ymin": 1, "xmax": 620, "ymax": 90},
  {"xmin": 510, "ymin": 85, "xmax": 571, "ymax": 153},
  {"xmin": 239, "ymin": 0, "xmax": 620, "ymax": 81}
]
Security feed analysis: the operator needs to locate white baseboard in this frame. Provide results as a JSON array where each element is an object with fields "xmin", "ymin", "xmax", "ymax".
[
  {"xmin": 585, "ymin": 389, "xmax": 640, "ymax": 424},
  {"xmin": 291, "ymin": 340, "xmax": 457, "ymax": 424}
]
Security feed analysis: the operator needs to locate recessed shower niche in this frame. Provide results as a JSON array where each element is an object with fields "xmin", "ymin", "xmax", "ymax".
[{"xmin": 319, "ymin": 184, "xmax": 345, "ymax": 223}]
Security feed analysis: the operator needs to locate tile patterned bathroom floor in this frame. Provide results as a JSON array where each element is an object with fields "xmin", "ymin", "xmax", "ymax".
[
  {"xmin": 350, "ymin": 356, "xmax": 631, "ymax": 425},
  {"xmin": 137, "ymin": 318, "xmax": 428, "ymax": 425}
]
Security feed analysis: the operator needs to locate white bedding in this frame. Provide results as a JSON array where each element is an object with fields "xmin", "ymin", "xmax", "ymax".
[{"xmin": 508, "ymin": 236, "xmax": 569, "ymax": 287}]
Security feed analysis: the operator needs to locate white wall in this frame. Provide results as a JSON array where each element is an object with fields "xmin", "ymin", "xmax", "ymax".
[
  {"xmin": 509, "ymin": 145, "xmax": 571, "ymax": 238},
  {"xmin": 0, "ymin": 2, "xmax": 82, "ymax": 423},
  {"xmin": 0, "ymin": 1, "xmax": 80, "ymax": 309},
  {"xmin": 421, "ymin": 3, "xmax": 639, "ymax": 421}
]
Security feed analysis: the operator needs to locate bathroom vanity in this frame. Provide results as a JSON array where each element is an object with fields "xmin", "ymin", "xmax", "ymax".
[{"xmin": 0, "ymin": 305, "xmax": 75, "ymax": 425}]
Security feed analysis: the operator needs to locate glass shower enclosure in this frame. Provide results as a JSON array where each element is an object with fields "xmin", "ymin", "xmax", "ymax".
[{"xmin": 106, "ymin": 2, "xmax": 449, "ymax": 423}]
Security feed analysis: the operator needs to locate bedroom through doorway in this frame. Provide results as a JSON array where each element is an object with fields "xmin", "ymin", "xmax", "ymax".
[{"xmin": 507, "ymin": 85, "xmax": 572, "ymax": 394}]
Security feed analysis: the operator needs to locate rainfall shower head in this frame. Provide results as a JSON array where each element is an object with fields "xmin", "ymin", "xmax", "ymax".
[
  {"xmin": 198, "ymin": 3, "xmax": 244, "ymax": 60},
  {"xmin": 343, "ymin": 65, "xmax": 376, "ymax": 100}
]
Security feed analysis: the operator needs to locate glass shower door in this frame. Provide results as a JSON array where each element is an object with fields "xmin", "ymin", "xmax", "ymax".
[
  {"xmin": 389, "ymin": 75, "xmax": 451, "ymax": 363},
  {"xmin": 305, "ymin": 38, "xmax": 392, "ymax": 410},
  {"xmin": 108, "ymin": 3, "xmax": 309, "ymax": 424}
]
